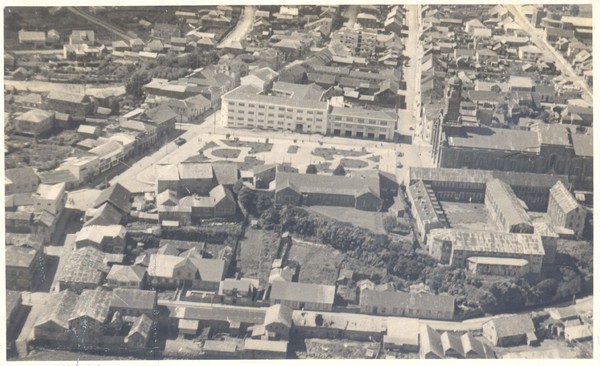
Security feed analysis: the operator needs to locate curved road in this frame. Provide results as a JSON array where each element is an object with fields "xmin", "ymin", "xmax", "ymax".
[{"xmin": 219, "ymin": 5, "xmax": 256, "ymax": 47}]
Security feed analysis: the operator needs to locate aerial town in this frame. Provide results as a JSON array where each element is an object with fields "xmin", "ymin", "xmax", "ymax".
[{"xmin": 3, "ymin": 4, "xmax": 594, "ymax": 361}]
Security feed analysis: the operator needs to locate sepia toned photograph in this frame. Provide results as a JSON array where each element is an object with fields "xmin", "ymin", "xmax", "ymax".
[{"xmin": 3, "ymin": 2, "xmax": 595, "ymax": 362}]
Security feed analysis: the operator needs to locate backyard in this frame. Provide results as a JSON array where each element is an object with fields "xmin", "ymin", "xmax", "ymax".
[
  {"xmin": 287, "ymin": 238, "xmax": 345, "ymax": 286},
  {"xmin": 237, "ymin": 227, "xmax": 281, "ymax": 288},
  {"xmin": 307, "ymin": 206, "xmax": 387, "ymax": 235}
]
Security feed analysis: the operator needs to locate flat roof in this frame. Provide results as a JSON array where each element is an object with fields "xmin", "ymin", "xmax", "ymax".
[
  {"xmin": 222, "ymin": 84, "xmax": 328, "ymax": 110},
  {"xmin": 447, "ymin": 126, "xmax": 540, "ymax": 153}
]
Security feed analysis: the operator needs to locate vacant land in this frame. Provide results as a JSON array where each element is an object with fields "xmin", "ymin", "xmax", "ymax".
[
  {"xmin": 5, "ymin": 138, "xmax": 86, "ymax": 171},
  {"xmin": 237, "ymin": 228, "xmax": 281, "ymax": 288},
  {"xmin": 239, "ymin": 156, "xmax": 265, "ymax": 171},
  {"xmin": 308, "ymin": 206, "xmax": 387, "ymax": 234},
  {"xmin": 441, "ymin": 202, "xmax": 497, "ymax": 231},
  {"xmin": 288, "ymin": 239, "xmax": 344, "ymax": 285},
  {"xmin": 293, "ymin": 338, "xmax": 379, "ymax": 359}
]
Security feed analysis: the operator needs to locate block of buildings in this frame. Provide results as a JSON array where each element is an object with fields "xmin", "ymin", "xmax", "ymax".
[
  {"xmin": 292, "ymin": 309, "xmax": 387, "ymax": 342},
  {"xmin": 547, "ymin": 181, "xmax": 586, "ymax": 237},
  {"xmin": 274, "ymin": 170, "xmax": 396, "ymax": 212},
  {"xmin": 18, "ymin": 30, "xmax": 47, "ymax": 46},
  {"xmin": 269, "ymin": 281, "xmax": 336, "ymax": 311},
  {"xmin": 329, "ymin": 106, "xmax": 397, "ymax": 141},
  {"xmin": 5, "ymin": 244, "xmax": 45, "ymax": 291},
  {"xmin": 383, "ymin": 317, "xmax": 420, "ymax": 352},
  {"xmin": 248, "ymin": 304, "xmax": 293, "ymax": 341},
  {"xmin": 147, "ymin": 254, "xmax": 226, "ymax": 291},
  {"xmin": 359, "ymin": 289, "xmax": 455, "ymax": 320},
  {"xmin": 56, "ymin": 246, "xmax": 108, "ymax": 293},
  {"xmin": 106, "ymin": 264, "xmax": 147, "ymax": 289},
  {"xmin": 84, "ymin": 202, "xmax": 123, "ymax": 227},
  {"xmin": 33, "ymin": 182, "xmax": 66, "ymax": 216},
  {"xmin": 482, "ymin": 314, "xmax": 537, "ymax": 347},
  {"xmin": 243, "ymin": 339, "xmax": 288, "ymax": 359},
  {"xmin": 485, "ymin": 179, "xmax": 533, "ymax": 233},
  {"xmin": 420, "ymin": 324, "xmax": 495, "ymax": 359},
  {"xmin": 14, "ymin": 109, "xmax": 54, "ymax": 137},
  {"xmin": 169, "ymin": 304, "xmax": 265, "ymax": 338},
  {"xmin": 428, "ymin": 229, "xmax": 545, "ymax": 274},
  {"xmin": 406, "ymin": 180, "xmax": 448, "ymax": 242},
  {"xmin": 5, "ymin": 167, "xmax": 40, "ymax": 195},
  {"xmin": 46, "ymin": 91, "xmax": 94, "ymax": 121},
  {"xmin": 221, "ymin": 82, "xmax": 329, "ymax": 134},
  {"xmin": 240, "ymin": 67, "xmax": 279, "ymax": 91},
  {"xmin": 75, "ymin": 225, "xmax": 127, "ymax": 254}
]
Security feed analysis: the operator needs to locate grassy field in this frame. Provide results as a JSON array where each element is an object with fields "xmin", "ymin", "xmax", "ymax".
[
  {"xmin": 340, "ymin": 158, "xmax": 368, "ymax": 169},
  {"xmin": 288, "ymin": 239, "xmax": 344, "ymax": 285},
  {"xmin": 237, "ymin": 228, "xmax": 281, "ymax": 288},
  {"xmin": 441, "ymin": 202, "xmax": 498, "ymax": 231},
  {"xmin": 307, "ymin": 206, "xmax": 387, "ymax": 235},
  {"xmin": 212, "ymin": 148, "xmax": 241, "ymax": 159},
  {"xmin": 222, "ymin": 139, "xmax": 273, "ymax": 154}
]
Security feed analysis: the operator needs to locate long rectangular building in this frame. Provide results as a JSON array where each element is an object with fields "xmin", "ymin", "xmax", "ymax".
[
  {"xmin": 427, "ymin": 229, "xmax": 545, "ymax": 274},
  {"xmin": 221, "ymin": 82, "xmax": 398, "ymax": 141},
  {"xmin": 485, "ymin": 179, "xmax": 533, "ymax": 234},
  {"xmin": 406, "ymin": 167, "xmax": 569, "ymax": 211},
  {"xmin": 221, "ymin": 83, "xmax": 329, "ymax": 134}
]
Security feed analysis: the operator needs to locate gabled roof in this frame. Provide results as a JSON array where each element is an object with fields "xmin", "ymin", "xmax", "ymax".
[
  {"xmin": 6, "ymin": 167, "xmax": 39, "ymax": 186},
  {"xmin": 111, "ymin": 288, "xmax": 156, "ymax": 311},
  {"xmin": 15, "ymin": 109, "xmax": 54, "ymax": 123},
  {"xmin": 93, "ymin": 183, "xmax": 132, "ymax": 214},
  {"xmin": 485, "ymin": 314, "xmax": 535, "ymax": 338},
  {"xmin": 38, "ymin": 169, "xmax": 78, "ymax": 185},
  {"xmin": 127, "ymin": 314, "xmax": 153, "ymax": 340},
  {"xmin": 47, "ymin": 91, "xmax": 89, "ymax": 104},
  {"xmin": 5, "ymin": 245, "xmax": 39, "ymax": 268},
  {"xmin": 549, "ymin": 181, "xmax": 579, "ymax": 213},
  {"xmin": 106, "ymin": 264, "xmax": 146, "ymax": 283},
  {"xmin": 212, "ymin": 161, "xmax": 240, "ymax": 186},
  {"xmin": 264, "ymin": 304, "xmax": 293, "ymax": 328},
  {"xmin": 56, "ymin": 246, "xmax": 107, "ymax": 286},
  {"xmin": 34, "ymin": 290, "xmax": 79, "ymax": 330},
  {"xmin": 360, "ymin": 289, "xmax": 455, "ymax": 315},
  {"xmin": 69, "ymin": 288, "xmax": 112, "ymax": 323}
]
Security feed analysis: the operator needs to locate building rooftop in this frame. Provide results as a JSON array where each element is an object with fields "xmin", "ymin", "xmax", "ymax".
[
  {"xmin": 485, "ymin": 314, "xmax": 535, "ymax": 338},
  {"xmin": 385, "ymin": 317, "xmax": 420, "ymax": 346},
  {"xmin": 330, "ymin": 106, "xmax": 396, "ymax": 121},
  {"xmin": 222, "ymin": 84, "xmax": 328, "ymax": 110},
  {"xmin": 361, "ymin": 290, "xmax": 455, "ymax": 315},
  {"xmin": 6, "ymin": 167, "xmax": 39, "ymax": 186},
  {"xmin": 34, "ymin": 290, "xmax": 79, "ymax": 330},
  {"xmin": 171, "ymin": 304, "xmax": 266, "ymax": 324},
  {"xmin": 292, "ymin": 309, "xmax": 387, "ymax": 333},
  {"xmin": 447, "ymin": 126, "xmax": 540, "ymax": 153},
  {"xmin": 56, "ymin": 247, "xmax": 107, "ymax": 286},
  {"xmin": 244, "ymin": 339, "xmax": 288, "ymax": 353},
  {"xmin": 5, "ymin": 245, "xmax": 39, "ymax": 268},
  {"xmin": 35, "ymin": 183, "xmax": 65, "ymax": 200},
  {"xmin": 16, "ymin": 109, "xmax": 54, "ymax": 123},
  {"xmin": 106, "ymin": 264, "xmax": 146, "ymax": 283},
  {"xmin": 275, "ymin": 171, "xmax": 381, "ymax": 198},
  {"xmin": 486, "ymin": 179, "xmax": 532, "ymax": 229},
  {"xmin": 549, "ymin": 181, "xmax": 579, "ymax": 213},
  {"xmin": 69, "ymin": 288, "xmax": 112, "ymax": 323},
  {"xmin": 270, "ymin": 281, "xmax": 336, "ymax": 306},
  {"xmin": 110, "ymin": 288, "xmax": 156, "ymax": 311},
  {"xmin": 429, "ymin": 229, "xmax": 545, "ymax": 256},
  {"xmin": 407, "ymin": 180, "xmax": 445, "ymax": 225}
]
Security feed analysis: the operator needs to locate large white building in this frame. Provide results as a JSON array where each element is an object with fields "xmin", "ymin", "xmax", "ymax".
[
  {"xmin": 221, "ymin": 82, "xmax": 329, "ymax": 134},
  {"xmin": 221, "ymin": 81, "xmax": 398, "ymax": 141},
  {"xmin": 547, "ymin": 181, "xmax": 586, "ymax": 238}
]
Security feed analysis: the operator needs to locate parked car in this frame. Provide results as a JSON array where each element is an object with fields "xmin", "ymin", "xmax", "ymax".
[{"xmin": 175, "ymin": 137, "xmax": 186, "ymax": 146}]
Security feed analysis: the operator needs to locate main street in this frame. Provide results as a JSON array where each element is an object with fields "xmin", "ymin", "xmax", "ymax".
[
  {"xmin": 219, "ymin": 6, "xmax": 256, "ymax": 48},
  {"xmin": 505, "ymin": 5, "xmax": 592, "ymax": 102}
]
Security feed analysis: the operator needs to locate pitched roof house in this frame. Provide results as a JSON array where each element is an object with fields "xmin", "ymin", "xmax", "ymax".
[{"xmin": 482, "ymin": 314, "xmax": 537, "ymax": 347}]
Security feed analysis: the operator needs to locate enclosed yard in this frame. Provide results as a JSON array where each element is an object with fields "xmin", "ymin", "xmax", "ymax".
[
  {"xmin": 211, "ymin": 148, "xmax": 241, "ymax": 159},
  {"xmin": 292, "ymin": 338, "xmax": 380, "ymax": 359},
  {"xmin": 287, "ymin": 239, "xmax": 345, "ymax": 286},
  {"xmin": 307, "ymin": 206, "xmax": 387, "ymax": 235},
  {"xmin": 237, "ymin": 228, "xmax": 281, "ymax": 288},
  {"xmin": 440, "ymin": 202, "xmax": 498, "ymax": 231}
]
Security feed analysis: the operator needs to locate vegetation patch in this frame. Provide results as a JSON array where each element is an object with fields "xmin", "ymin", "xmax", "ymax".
[
  {"xmin": 312, "ymin": 147, "xmax": 370, "ymax": 160},
  {"xmin": 211, "ymin": 148, "xmax": 241, "ymax": 159},
  {"xmin": 239, "ymin": 156, "xmax": 265, "ymax": 170},
  {"xmin": 287, "ymin": 145, "xmax": 299, "ymax": 154},
  {"xmin": 222, "ymin": 139, "xmax": 273, "ymax": 154},
  {"xmin": 340, "ymin": 158, "xmax": 368, "ymax": 169}
]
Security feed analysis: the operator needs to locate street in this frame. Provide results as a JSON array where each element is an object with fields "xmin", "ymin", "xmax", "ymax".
[
  {"xmin": 219, "ymin": 6, "xmax": 256, "ymax": 48},
  {"xmin": 505, "ymin": 5, "xmax": 592, "ymax": 102}
]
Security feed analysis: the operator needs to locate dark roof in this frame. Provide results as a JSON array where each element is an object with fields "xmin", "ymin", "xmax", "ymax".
[
  {"xmin": 57, "ymin": 247, "xmax": 107, "ymax": 286},
  {"xmin": 93, "ymin": 183, "xmax": 132, "ymax": 214},
  {"xmin": 6, "ymin": 290, "xmax": 22, "ymax": 319},
  {"xmin": 34, "ymin": 290, "xmax": 79, "ymax": 329},
  {"xmin": 212, "ymin": 161, "xmax": 240, "ymax": 186},
  {"xmin": 69, "ymin": 288, "xmax": 112, "ymax": 323},
  {"xmin": 6, "ymin": 167, "xmax": 39, "ymax": 186},
  {"xmin": 85, "ymin": 202, "xmax": 123, "ymax": 227},
  {"xmin": 275, "ymin": 171, "xmax": 381, "ymax": 198},
  {"xmin": 111, "ymin": 288, "xmax": 156, "ymax": 311},
  {"xmin": 360, "ymin": 290, "xmax": 455, "ymax": 315}
]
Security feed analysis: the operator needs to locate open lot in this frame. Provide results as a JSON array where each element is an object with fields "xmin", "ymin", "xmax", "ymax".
[
  {"xmin": 292, "ymin": 338, "xmax": 380, "ymax": 359},
  {"xmin": 287, "ymin": 239, "xmax": 344, "ymax": 285},
  {"xmin": 307, "ymin": 206, "xmax": 387, "ymax": 235},
  {"xmin": 237, "ymin": 227, "xmax": 281, "ymax": 288},
  {"xmin": 441, "ymin": 202, "xmax": 498, "ymax": 231}
]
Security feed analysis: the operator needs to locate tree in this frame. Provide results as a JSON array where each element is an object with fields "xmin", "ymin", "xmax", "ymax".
[
  {"xmin": 569, "ymin": 4, "xmax": 579, "ymax": 16},
  {"xmin": 232, "ymin": 179, "xmax": 244, "ymax": 195},
  {"xmin": 382, "ymin": 215, "xmax": 397, "ymax": 233},
  {"xmin": 256, "ymin": 194, "xmax": 273, "ymax": 214},
  {"xmin": 110, "ymin": 99, "xmax": 120, "ymax": 115},
  {"xmin": 332, "ymin": 164, "xmax": 346, "ymax": 176},
  {"xmin": 306, "ymin": 164, "xmax": 317, "ymax": 174},
  {"xmin": 237, "ymin": 187, "xmax": 257, "ymax": 215},
  {"xmin": 126, "ymin": 70, "xmax": 151, "ymax": 100}
]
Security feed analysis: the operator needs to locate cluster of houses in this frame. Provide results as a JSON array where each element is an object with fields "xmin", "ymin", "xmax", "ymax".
[
  {"xmin": 417, "ymin": 5, "xmax": 593, "ymax": 191},
  {"xmin": 405, "ymin": 166, "xmax": 589, "ymax": 277},
  {"xmin": 523, "ymin": 5, "xmax": 593, "ymax": 86}
]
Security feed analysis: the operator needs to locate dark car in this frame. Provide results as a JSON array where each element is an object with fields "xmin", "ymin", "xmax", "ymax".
[{"xmin": 174, "ymin": 137, "xmax": 187, "ymax": 146}]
